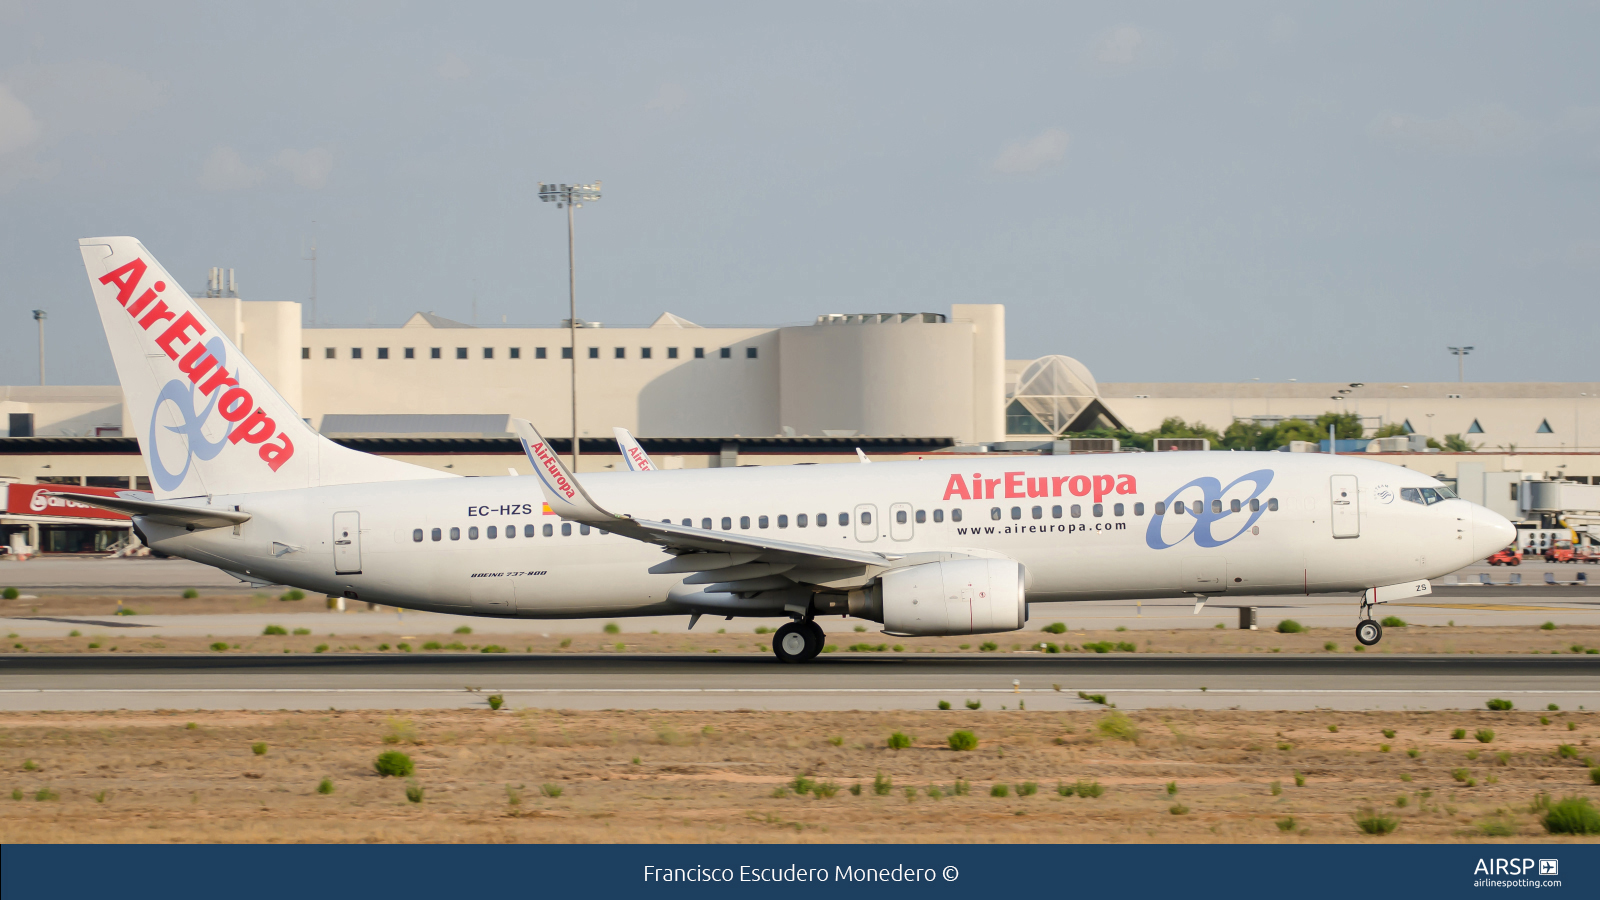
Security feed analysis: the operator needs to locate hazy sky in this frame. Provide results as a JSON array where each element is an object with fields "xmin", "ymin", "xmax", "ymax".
[{"xmin": 2, "ymin": 1, "xmax": 1596, "ymax": 386}]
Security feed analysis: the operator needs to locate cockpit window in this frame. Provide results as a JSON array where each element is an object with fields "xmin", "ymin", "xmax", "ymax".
[
  {"xmin": 1420, "ymin": 487, "xmax": 1441, "ymax": 504},
  {"xmin": 1400, "ymin": 488, "xmax": 1424, "ymax": 505},
  {"xmin": 1435, "ymin": 486, "xmax": 1457, "ymax": 499},
  {"xmin": 1402, "ymin": 486, "xmax": 1453, "ymax": 506}
]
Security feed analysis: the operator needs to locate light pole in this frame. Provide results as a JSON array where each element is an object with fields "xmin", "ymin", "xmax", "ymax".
[
  {"xmin": 539, "ymin": 180, "xmax": 603, "ymax": 469},
  {"xmin": 1447, "ymin": 346, "xmax": 1473, "ymax": 383},
  {"xmin": 32, "ymin": 310, "xmax": 46, "ymax": 385}
]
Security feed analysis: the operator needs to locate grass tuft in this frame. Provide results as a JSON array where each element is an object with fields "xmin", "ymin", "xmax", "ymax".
[
  {"xmin": 1379, "ymin": 615, "xmax": 1406, "ymax": 628},
  {"xmin": 1475, "ymin": 728, "xmax": 1496, "ymax": 744},
  {"xmin": 1542, "ymin": 796, "xmax": 1600, "ymax": 835},
  {"xmin": 873, "ymin": 771, "xmax": 893, "ymax": 796},
  {"xmin": 405, "ymin": 781, "xmax": 424, "ymax": 803},
  {"xmin": 887, "ymin": 731, "xmax": 912, "ymax": 750},
  {"xmin": 1486, "ymin": 698, "xmax": 1514, "ymax": 711},
  {"xmin": 1041, "ymin": 622, "xmax": 1066, "ymax": 634},
  {"xmin": 182, "ymin": 588, "xmax": 199, "ymax": 599},
  {"xmin": 603, "ymin": 622, "xmax": 620, "ymax": 634},
  {"xmin": 1276, "ymin": 619, "xmax": 1304, "ymax": 634},
  {"xmin": 1096, "ymin": 711, "xmax": 1140, "ymax": 743},
  {"xmin": 990, "ymin": 783, "xmax": 1009, "ymax": 798},
  {"xmin": 317, "ymin": 777, "xmax": 334, "ymax": 795},
  {"xmin": 1276, "ymin": 816, "xmax": 1296, "ymax": 832},
  {"xmin": 374, "ymin": 751, "xmax": 414, "ymax": 778},
  {"xmin": 487, "ymin": 694, "xmax": 504, "ymax": 710},
  {"xmin": 947, "ymin": 730, "xmax": 979, "ymax": 752},
  {"xmin": 262, "ymin": 625, "xmax": 287, "ymax": 636},
  {"xmin": 1017, "ymin": 781, "xmax": 1037, "ymax": 796},
  {"xmin": 937, "ymin": 700, "xmax": 951, "ymax": 710},
  {"xmin": 1353, "ymin": 806, "xmax": 1399, "ymax": 835},
  {"xmin": 540, "ymin": 783, "xmax": 563, "ymax": 799},
  {"xmin": 251, "ymin": 742, "xmax": 267, "ymax": 756}
]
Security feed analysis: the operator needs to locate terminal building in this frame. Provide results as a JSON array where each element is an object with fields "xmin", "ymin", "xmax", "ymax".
[{"xmin": 2, "ymin": 293, "xmax": 1596, "ymax": 554}]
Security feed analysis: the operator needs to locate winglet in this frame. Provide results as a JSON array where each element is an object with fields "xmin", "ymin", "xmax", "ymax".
[
  {"xmin": 856, "ymin": 447, "xmax": 871, "ymax": 464},
  {"xmin": 512, "ymin": 419, "xmax": 617, "ymax": 523},
  {"xmin": 612, "ymin": 427, "xmax": 657, "ymax": 472}
]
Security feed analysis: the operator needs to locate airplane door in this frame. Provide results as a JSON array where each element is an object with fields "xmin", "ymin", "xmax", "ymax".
[
  {"xmin": 889, "ymin": 502, "xmax": 914, "ymax": 541},
  {"xmin": 854, "ymin": 504, "xmax": 879, "ymax": 542},
  {"xmin": 1183, "ymin": 556, "xmax": 1227, "ymax": 592},
  {"xmin": 332, "ymin": 511, "xmax": 362, "ymax": 574},
  {"xmin": 1331, "ymin": 475, "xmax": 1360, "ymax": 538}
]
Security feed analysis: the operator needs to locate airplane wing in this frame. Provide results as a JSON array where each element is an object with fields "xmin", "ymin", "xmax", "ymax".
[
  {"xmin": 612, "ymin": 427, "xmax": 657, "ymax": 471},
  {"xmin": 42, "ymin": 491, "xmax": 251, "ymax": 529},
  {"xmin": 514, "ymin": 419, "xmax": 899, "ymax": 592}
]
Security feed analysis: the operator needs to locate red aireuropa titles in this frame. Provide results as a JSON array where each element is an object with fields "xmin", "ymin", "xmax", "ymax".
[{"xmin": 942, "ymin": 472, "xmax": 1136, "ymax": 504}]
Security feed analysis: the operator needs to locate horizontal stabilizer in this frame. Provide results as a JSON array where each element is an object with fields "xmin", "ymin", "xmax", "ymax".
[{"xmin": 42, "ymin": 491, "xmax": 250, "ymax": 530}]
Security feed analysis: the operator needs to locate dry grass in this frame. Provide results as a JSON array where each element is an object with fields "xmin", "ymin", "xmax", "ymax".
[{"xmin": 1, "ymin": 707, "xmax": 1595, "ymax": 843}]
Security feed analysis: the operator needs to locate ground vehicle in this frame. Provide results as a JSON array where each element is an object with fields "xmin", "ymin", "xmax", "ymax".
[
  {"xmin": 1487, "ymin": 547, "xmax": 1521, "ymax": 566},
  {"xmin": 1544, "ymin": 542, "xmax": 1576, "ymax": 563}
]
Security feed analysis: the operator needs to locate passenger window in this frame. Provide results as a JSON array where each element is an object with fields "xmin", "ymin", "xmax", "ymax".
[
  {"xmin": 838, "ymin": 512, "xmax": 848, "ymax": 526},
  {"xmin": 915, "ymin": 510, "xmax": 925, "ymax": 524},
  {"xmin": 487, "ymin": 526, "xmax": 497, "ymax": 539},
  {"xmin": 1093, "ymin": 503, "xmax": 1104, "ymax": 517},
  {"xmin": 524, "ymin": 524, "xmax": 535, "ymax": 537},
  {"xmin": 1113, "ymin": 503, "xmax": 1124, "ymax": 516},
  {"xmin": 740, "ymin": 516, "xmax": 751, "ymax": 529},
  {"xmin": 580, "ymin": 524, "xmax": 591, "ymax": 535},
  {"xmin": 860, "ymin": 511, "xmax": 872, "ymax": 525},
  {"xmin": 504, "ymin": 525, "xmax": 514, "ymax": 539},
  {"xmin": 1249, "ymin": 499, "xmax": 1260, "ymax": 512},
  {"xmin": 561, "ymin": 523, "xmax": 572, "ymax": 536},
  {"xmin": 1066, "ymin": 504, "xmax": 1077, "ymax": 518},
  {"xmin": 951, "ymin": 509, "xmax": 962, "ymax": 522},
  {"xmin": 1052, "ymin": 505, "xmax": 1062, "ymax": 519},
  {"xmin": 1031, "ymin": 506, "xmax": 1042, "ymax": 519},
  {"xmin": 778, "ymin": 515, "xmax": 788, "ymax": 528},
  {"xmin": 1154, "ymin": 502, "xmax": 1165, "ymax": 515},
  {"xmin": 1009, "ymin": 507, "xmax": 1020, "ymax": 520},
  {"xmin": 468, "ymin": 526, "xmax": 479, "ymax": 540},
  {"xmin": 1267, "ymin": 498, "xmax": 1279, "ymax": 511},
  {"xmin": 1174, "ymin": 501, "xmax": 1186, "ymax": 515},
  {"xmin": 450, "ymin": 527, "xmax": 461, "ymax": 540},
  {"xmin": 990, "ymin": 507, "xmax": 1002, "ymax": 521},
  {"xmin": 722, "ymin": 517, "xmax": 733, "ymax": 530},
  {"xmin": 681, "ymin": 519, "xmax": 691, "ymax": 527},
  {"xmin": 798, "ymin": 513, "xmax": 808, "ymax": 527},
  {"xmin": 543, "ymin": 524, "xmax": 553, "ymax": 537},
  {"xmin": 702, "ymin": 518, "xmax": 712, "ymax": 529},
  {"xmin": 1134, "ymin": 503, "xmax": 1145, "ymax": 516},
  {"xmin": 1230, "ymin": 499, "xmax": 1241, "ymax": 513},
  {"xmin": 758, "ymin": 515, "xmax": 769, "ymax": 529},
  {"xmin": 431, "ymin": 528, "xmax": 442, "ymax": 541},
  {"xmin": 896, "ymin": 510, "xmax": 907, "ymax": 524},
  {"xmin": 412, "ymin": 529, "xmax": 423, "ymax": 542},
  {"xmin": 933, "ymin": 509, "xmax": 943, "ymax": 523}
]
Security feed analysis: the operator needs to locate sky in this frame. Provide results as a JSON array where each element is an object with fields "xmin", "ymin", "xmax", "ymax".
[{"xmin": 1, "ymin": 1, "xmax": 1597, "ymax": 386}]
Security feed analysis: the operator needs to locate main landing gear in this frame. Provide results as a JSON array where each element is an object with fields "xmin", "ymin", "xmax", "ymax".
[
  {"xmin": 773, "ymin": 620, "xmax": 825, "ymax": 663},
  {"xmin": 1356, "ymin": 590, "xmax": 1383, "ymax": 646}
]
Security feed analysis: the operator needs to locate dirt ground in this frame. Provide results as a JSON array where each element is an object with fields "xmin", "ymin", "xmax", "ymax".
[
  {"xmin": 4, "ymin": 622, "xmax": 1599, "ymax": 657},
  {"xmin": 1, "ymin": 707, "xmax": 1596, "ymax": 843}
]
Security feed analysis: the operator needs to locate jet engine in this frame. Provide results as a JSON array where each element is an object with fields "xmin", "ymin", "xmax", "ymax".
[{"xmin": 848, "ymin": 558, "xmax": 1026, "ymax": 636}]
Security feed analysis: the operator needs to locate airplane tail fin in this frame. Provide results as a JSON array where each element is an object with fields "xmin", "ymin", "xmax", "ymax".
[
  {"xmin": 612, "ymin": 427, "xmax": 657, "ymax": 471},
  {"xmin": 78, "ymin": 237, "xmax": 449, "ymax": 499}
]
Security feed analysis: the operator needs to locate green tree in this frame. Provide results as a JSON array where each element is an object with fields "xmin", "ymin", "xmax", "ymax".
[
  {"xmin": 1442, "ymin": 433, "xmax": 1480, "ymax": 452},
  {"xmin": 1314, "ymin": 412, "xmax": 1365, "ymax": 439},
  {"xmin": 1220, "ymin": 419, "xmax": 1269, "ymax": 451},
  {"xmin": 1372, "ymin": 422, "xmax": 1409, "ymax": 438}
]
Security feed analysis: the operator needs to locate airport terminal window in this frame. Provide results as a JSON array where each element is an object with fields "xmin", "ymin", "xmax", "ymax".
[
  {"xmin": 746, "ymin": 347, "xmax": 758, "ymax": 359},
  {"xmin": 758, "ymin": 515, "xmax": 769, "ymax": 529},
  {"xmin": 351, "ymin": 348, "xmax": 363, "ymax": 359},
  {"xmin": 1114, "ymin": 503, "xmax": 1125, "ymax": 516},
  {"xmin": 990, "ymin": 507, "xmax": 1002, "ymax": 521},
  {"xmin": 694, "ymin": 348, "xmax": 705, "ymax": 358},
  {"xmin": 1267, "ymin": 498, "xmax": 1278, "ymax": 511},
  {"xmin": 405, "ymin": 348, "xmax": 415, "ymax": 359},
  {"xmin": 588, "ymin": 347, "xmax": 599, "ymax": 359},
  {"xmin": 641, "ymin": 347, "xmax": 652, "ymax": 359},
  {"xmin": 667, "ymin": 347, "xmax": 678, "ymax": 359},
  {"xmin": 456, "ymin": 347, "xmax": 468, "ymax": 359},
  {"xmin": 1154, "ymin": 502, "xmax": 1166, "ymax": 515},
  {"xmin": 325, "ymin": 347, "xmax": 336, "ymax": 359},
  {"xmin": 722, "ymin": 517, "xmax": 733, "ymax": 530},
  {"xmin": 1134, "ymin": 502, "xmax": 1145, "ymax": 516},
  {"xmin": 562, "ymin": 347, "xmax": 572, "ymax": 359},
  {"xmin": 915, "ymin": 510, "xmax": 926, "ymax": 524},
  {"xmin": 510, "ymin": 348, "xmax": 520, "ymax": 359},
  {"xmin": 412, "ymin": 529, "xmax": 423, "ymax": 542},
  {"xmin": 524, "ymin": 524, "xmax": 536, "ymax": 537},
  {"xmin": 615, "ymin": 347, "xmax": 626, "ymax": 359},
  {"xmin": 951, "ymin": 509, "xmax": 962, "ymax": 522},
  {"xmin": 450, "ymin": 527, "xmax": 460, "ymax": 540},
  {"xmin": 777, "ymin": 514, "xmax": 788, "ymax": 528},
  {"xmin": 431, "ymin": 528, "xmax": 441, "ymax": 541},
  {"xmin": 580, "ymin": 524, "xmax": 591, "ymax": 535},
  {"xmin": 718, "ymin": 347, "xmax": 730, "ymax": 358},
  {"xmin": 1071, "ymin": 504, "xmax": 1082, "ymax": 518},
  {"xmin": 797, "ymin": 513, "xmax": 808, "ymax": 527},
  {"xmin": 468, "ymin": 526, "xmax": 479, "ymax": 539},
  {"xmin": 431, "ymin": 348, "xmax": 442, "ymax": 359},
  {"xmin": 377, "ymin": 348, "xmax": 389, "ymax": 359},
  {"xmin": 301, "ymin": 347, "xmax": 310, "ymax": 359},
  {"xmin": 701, "ymin": 518, "xmax": 712, "ymax": 529},
  {"xmin": 932, "ymin": 509, "xmax": 943, "ymax": 523},
  {"xmin": 483, "ymin": 347, "xmax": 494, "ymax": 359},
  {"xmin": 535, "ymin": 347, "xmax": 546, "ymax": 359},
  {"xmin": 1030, "ymin": 506, "xmax": 1041, "ymax": 520},
  {"xmin": 860, "ymin": 511, "xmax": 872, "ymax": 525},
  {"xmin": 1093, "ymin": 503, "xmax": 1104, "ymax": 517},
  {"xmin": 543, "ymin": 524, "xmax": 553, "ymax": 536}
]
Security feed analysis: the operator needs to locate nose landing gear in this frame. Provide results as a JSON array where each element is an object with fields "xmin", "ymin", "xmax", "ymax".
[
  {"xmin": 773, "ymin": 620, "xmax": 826, "ymax": 663},
  {"xmin": 1356, "ymin": 589, "xmax": 1384, "ymax": 646}
]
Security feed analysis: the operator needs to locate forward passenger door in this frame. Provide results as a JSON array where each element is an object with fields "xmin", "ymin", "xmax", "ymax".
[{"xmin": 1330, "ymin": 475, "xmax": 1360, "ymax": 539}]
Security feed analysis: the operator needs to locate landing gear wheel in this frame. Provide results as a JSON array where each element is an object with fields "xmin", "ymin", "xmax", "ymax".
[
  {"xmin": 773, "ymin": 622, "xmax": 822, "ymax": 663},
  {"xmin": 802, "ymin": 619, "xmax": 826, "ymax": 650},
  {"xmin": 1356, "ymin": 618, "xmax": 1383, "ymax": 646}
]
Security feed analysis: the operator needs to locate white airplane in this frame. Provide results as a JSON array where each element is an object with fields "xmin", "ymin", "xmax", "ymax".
[{"xmin": 53, "ymin": 237, "xmax": 1517, "ymax": 662}]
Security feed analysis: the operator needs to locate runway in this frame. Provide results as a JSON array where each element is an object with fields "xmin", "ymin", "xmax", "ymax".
[{"xmin": 2, "ymin": 653, "xmax": 1595, "ymax": 713}]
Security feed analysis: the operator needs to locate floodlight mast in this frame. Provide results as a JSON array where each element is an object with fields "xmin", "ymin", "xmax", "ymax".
[
  {"xmin": 1447, "ymin": 346, "xmax": 1473, "ymax": 384},
  {"xmin": 538, "ymin": 181, "xmax": 603, "ymax": 468}
]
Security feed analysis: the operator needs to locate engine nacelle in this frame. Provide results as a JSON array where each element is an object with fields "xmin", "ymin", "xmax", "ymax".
[{"xmin": 872, "ymin": 558, "xmax": 1026, "ymax": 636}]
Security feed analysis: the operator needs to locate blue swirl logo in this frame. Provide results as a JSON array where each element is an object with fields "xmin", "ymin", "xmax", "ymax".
[
  {"xmin": 1145, "ymin": 469, "xmax": 1274, "ymax": 549},
  {"xmin": 147, "ymin": 336, "xmax": 234, "ymax": 491}
]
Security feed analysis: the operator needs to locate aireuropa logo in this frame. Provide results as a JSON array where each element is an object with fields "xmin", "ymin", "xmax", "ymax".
[
  {"xmin": 98, "ymin": 257, "xmax": 294, "ymax": 490},
  {"xmin": 524, "ymin": 437, "xmax": 577, "ymax": 501},
  {"xmin": 1145, "ymin": 469, "xmax": 1274, "ymax": 550}
]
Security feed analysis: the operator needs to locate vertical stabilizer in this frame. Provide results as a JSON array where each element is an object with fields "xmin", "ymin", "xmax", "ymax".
[{"xmin": 78, "ymin": 237, "xmax": 449, "ymax": 499}]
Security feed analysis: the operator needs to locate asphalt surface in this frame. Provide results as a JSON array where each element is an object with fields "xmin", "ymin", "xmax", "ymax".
[{"xmin": 2, "ymin": 653, "xmax": 1595, "ymax": 713}]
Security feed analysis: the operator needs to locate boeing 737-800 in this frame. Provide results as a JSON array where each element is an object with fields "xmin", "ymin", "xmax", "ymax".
[{"xmin": 50, "ymin": 237, "xmax": 1517, "ymax": 662}]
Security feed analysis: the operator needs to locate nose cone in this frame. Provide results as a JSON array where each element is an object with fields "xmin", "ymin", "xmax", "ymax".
[{"xmin": 1471, "ymin": 504, "xmax": 1517, "ymax": 560}]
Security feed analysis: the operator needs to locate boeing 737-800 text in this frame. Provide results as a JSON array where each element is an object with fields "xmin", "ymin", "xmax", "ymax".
[{"xmin": 50, "ymin": 237, "xmax": 1516, "ymax": 662}]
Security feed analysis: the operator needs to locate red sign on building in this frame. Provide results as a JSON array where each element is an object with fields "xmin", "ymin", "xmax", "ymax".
[{"xmin": 4, "ymin": 484, "xmax": 130, "ymax": 522}]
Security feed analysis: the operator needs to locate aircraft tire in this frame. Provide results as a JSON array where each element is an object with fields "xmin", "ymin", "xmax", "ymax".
[
  {"xmin": 773, "ymin": 622, "xmax": 818, "ymax": 664},
  {"xmin": 801, "ymin": 621, "xmax": 826, "ymax": 660},
  {"xmin": 1356, "ymin": 618, "xmax": 1383, "ymax": 646}
]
